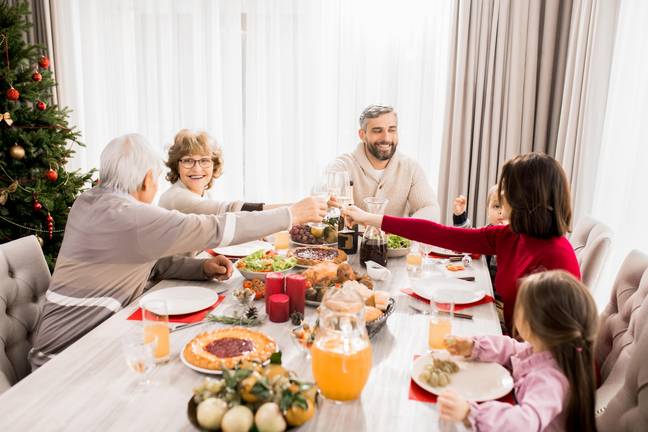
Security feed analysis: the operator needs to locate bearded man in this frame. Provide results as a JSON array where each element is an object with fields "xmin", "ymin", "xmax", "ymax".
[{"xmin": 326, "ymin": 104, "xmax": 440, "ymax": 220}]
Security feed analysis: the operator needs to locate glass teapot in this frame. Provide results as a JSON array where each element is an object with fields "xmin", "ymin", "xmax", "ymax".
[
  {"xmin": 360, "ymin": 197, "xmax": 389, "ymax": 267},
  {"xmin": 311, "ymin": 283, "xmax": 372, "ymax": 402}
]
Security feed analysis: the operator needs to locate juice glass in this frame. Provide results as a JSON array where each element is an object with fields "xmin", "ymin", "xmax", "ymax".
[
  {"xmin": 142, "ymin": 299, "xmax": 170, "ymax": 363},
  {"xmin": 273, "ymin": 230, "xmax": 290, "ymax": 252},
  {"xmin": 406, "ymin": 242, "xmax": 423, "ymax": 275},
  {"xmin": 428, "ymin": 299, "xmax": 453, "ymax": 351}
]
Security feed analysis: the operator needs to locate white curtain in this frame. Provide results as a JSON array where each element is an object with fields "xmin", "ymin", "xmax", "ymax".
[
  {"xmin": 52, "ymin": 0, "xmax": 453, "ymax": 203},
  {"xmin": 589, "ymin": 0, "xmax": 648, "ymax": 309}
]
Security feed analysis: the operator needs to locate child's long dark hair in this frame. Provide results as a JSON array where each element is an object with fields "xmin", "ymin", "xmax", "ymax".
[{"xmin": 514, "ymin": 270, "xmax": 598, "ymax": 432}]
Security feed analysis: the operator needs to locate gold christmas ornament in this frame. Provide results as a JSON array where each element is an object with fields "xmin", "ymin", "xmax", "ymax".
[
  {"xmin": 35, "ymin": 235, "xmax": 44, "ymax": 247},
  {"xmin": 9, "ymin": 144, "xmax": 25, "ymax": 160},
  {"xmin": 0, "ymin": 181, "xmax": 19, "ymax": 205},
  {"xmin": 1, "ymin": 112, "xmax": 13, "ymax": 126}
]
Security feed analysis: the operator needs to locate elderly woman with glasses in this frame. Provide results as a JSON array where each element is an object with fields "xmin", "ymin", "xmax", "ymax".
[{"xmin": 159, "ymin": 129, "xmax": 282, "ymax": 214}]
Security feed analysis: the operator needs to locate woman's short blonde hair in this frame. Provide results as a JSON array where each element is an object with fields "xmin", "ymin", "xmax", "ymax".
[{"xmin": 165, "ymin": 129, "xmax": 224, "ymax": 189}]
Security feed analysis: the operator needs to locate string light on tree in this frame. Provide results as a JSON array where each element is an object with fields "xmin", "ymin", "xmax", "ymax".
[{"xmin": 9, "ymin": 144, "xmax": 25, "ymax": 160}]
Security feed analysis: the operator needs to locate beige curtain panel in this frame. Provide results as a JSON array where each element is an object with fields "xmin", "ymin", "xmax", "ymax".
[{"xmin": 438, "ymin": 0, "xmax": 618, "ymax": 227}]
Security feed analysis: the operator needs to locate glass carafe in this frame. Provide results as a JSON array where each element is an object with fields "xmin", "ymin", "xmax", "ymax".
[
  {"xmin": 360, "ymin": 197, "xmax": 388, "ymax": 267},
  {"xmin": 311, "ymin": 285, "xmax": 372, "ymax": 402}
]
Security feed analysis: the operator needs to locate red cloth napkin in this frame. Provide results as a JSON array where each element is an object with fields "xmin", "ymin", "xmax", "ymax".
[
  {"xmin": 409, "ymin": 355, "xmax": 516, "ymax": 405},
  {"xmin": 127, "ymin": 295, "xmax": 225, "ymax": 323},
  {"xmin": 401, "ymin": 288, "xmax": 494, "ymax": 312}
]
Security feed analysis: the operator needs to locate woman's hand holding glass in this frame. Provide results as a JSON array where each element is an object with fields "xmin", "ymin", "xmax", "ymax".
[{"xmin": 341, "ymin": 205, "xmax": 382, "ymax": 228}]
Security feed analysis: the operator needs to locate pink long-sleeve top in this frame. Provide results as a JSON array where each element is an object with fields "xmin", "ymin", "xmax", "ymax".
[
  {"xmin": 381, "ymin": 216, "xmax": 580, "ymax": 328},
  {"xmin": 468, "ymin": 335, "xmax": 569, "ymax": 431}
]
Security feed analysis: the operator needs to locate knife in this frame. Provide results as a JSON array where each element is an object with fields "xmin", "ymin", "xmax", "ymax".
[{"xmin": 408, "ymin": 304, "xmax": 473, "ymax": 320}]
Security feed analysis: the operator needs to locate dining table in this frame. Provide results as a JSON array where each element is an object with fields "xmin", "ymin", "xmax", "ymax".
[{"xmin": 0, "ymin": 250, "xmax": 502, "ymax": 431}]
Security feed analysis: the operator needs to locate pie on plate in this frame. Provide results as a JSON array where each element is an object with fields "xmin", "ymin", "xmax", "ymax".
[
  {"xmin": 182, "ymin": 327, "xmax": 277, "ymax": 371},
  {"xmin": 288, "ymin": 246, "xmax": 347, "ymax": 267}
]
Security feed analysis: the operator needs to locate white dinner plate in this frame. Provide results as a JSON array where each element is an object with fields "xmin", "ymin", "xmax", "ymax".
[
  {"xmin": 411, "ymin": 276, "xmax": 486, "ymax": 305},
  {"xmin": 412, "ymin": 353, "xmax": 514, "ymax": 402},
  {"xmin": 212, "ymin": 240, "xmax": 272, "ymax": 258},
  {"xmin": 180, "ymin": 349, "xmax": 223, "ymax": 375},
  {"xmin": 139, "ymin": 286, "xmax": 220, "ymax": 315}
]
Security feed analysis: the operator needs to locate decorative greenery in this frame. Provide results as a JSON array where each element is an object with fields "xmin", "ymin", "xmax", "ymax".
[{"xmin": 0, "ymin": 1, "xmax": 93, "ymax": 268}]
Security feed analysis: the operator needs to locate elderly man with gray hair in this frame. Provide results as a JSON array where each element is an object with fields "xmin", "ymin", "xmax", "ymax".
[
  {"xmin": 327, "ymin": 104, "xmax": 440, "ymax": 220},
  {"xmin": 30, "ymin": 133, "xmax": 326, "ymax": 369}
]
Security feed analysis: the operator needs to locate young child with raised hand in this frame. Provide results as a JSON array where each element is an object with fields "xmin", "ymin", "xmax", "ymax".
[
  {"xmin": 437, "ymin": 270, "xmax": 598, "ymax": 432},
  {"xmin": 452, "ymin": 185, "xmax": 507, "ymax": 228},
  {"xmin": 343, "ymin": 152, "xmax": 581, "ymax": 328}
]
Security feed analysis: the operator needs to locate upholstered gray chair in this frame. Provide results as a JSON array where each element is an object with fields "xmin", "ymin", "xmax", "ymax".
[
  {"xmin": 570, "ymin": 215, "xmax": 613, "ymax": 289},
  {"xmin": 595, "ymin": 249, "xmax": 648, "ymax": 430},
  {"xmin": 0, "ymin": 236, "xmax": 50, "ymax": 394}
]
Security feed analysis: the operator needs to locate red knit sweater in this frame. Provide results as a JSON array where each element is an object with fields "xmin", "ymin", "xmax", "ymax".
[{"xmin": 382, "ymin": 216, "xmax": 581, "ymax": 327}]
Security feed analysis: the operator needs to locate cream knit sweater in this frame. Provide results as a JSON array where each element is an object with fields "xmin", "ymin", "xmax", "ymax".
[{"xmin": 327, "ymin": 143, "xmax": 440, "ymax": 220}]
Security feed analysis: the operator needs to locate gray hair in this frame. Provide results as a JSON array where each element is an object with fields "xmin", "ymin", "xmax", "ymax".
[
  {"xmin": 359, "ymin": 105, "xmax": 397, "ymax": 130},
  {"xmin": 100, "ymin": 133, "xmax": 164, "ymax": 193}
]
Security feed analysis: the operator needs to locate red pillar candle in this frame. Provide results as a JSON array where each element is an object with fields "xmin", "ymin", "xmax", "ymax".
[
  {"xmin": 265, "ymin": 272, "xmax": 285, "ymax": 313},
  {"xmin": 285, "ymin": 274, "xmax": 306, "ymax": 314},
  {"xmin": 268, "ymin": 294, "xmax": 290, "ymax": 323}
]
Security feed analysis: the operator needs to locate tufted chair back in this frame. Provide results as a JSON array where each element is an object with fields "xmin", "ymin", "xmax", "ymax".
[
  {"xmin": 570, "ymin": 215, "xmax": 613, "ymax": 289},
  {"xmin": 0, "ymin": 236, "xmax": 50, "ymax": 394},
  {"xmin": 595, "ymin": 249, "xmax": 648, "ymax": 427}
]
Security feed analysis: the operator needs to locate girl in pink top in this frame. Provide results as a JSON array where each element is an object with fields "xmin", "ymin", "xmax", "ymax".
[{"xmin": 438, "ymin": 270, "xmax": 598, "ymax": 432}]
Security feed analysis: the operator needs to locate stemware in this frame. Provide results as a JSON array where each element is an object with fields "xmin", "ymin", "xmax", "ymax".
[{"xmin": 122, "ymin": 332, "xmax": 157, "ymax": 390}]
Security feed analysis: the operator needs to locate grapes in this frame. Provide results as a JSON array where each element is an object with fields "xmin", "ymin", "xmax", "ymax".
[{"xmin": 290, "ymin": 224, "xmax": 319, "ymax": 244}]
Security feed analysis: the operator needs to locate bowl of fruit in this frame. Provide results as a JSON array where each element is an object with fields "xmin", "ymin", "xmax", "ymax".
[
  {"xmin": 188, "ymin": 358, "xmax": 318, "ymax": 431},
  {"xmin": 289, "ymin": 218, "xmax": 339, "ymax": 246}
]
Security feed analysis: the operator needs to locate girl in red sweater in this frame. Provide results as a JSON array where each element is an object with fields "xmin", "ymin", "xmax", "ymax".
[{"xmin": 343, "ymin": 153, "xmax": 580, "ymax": 328}]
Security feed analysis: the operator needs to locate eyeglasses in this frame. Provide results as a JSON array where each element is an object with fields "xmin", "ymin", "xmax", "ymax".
[{"xmin": 179, "ymin": 158, "xmax": 213, "ymax": 169}]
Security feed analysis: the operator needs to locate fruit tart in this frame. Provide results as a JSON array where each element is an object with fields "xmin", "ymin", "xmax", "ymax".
[{"xmin": 288, "ymin": 246, "xmax": 347, "ymax": 267}]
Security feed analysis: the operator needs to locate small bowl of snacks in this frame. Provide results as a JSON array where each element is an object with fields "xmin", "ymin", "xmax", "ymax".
[
  {"xmin": 386, "ymin": 234, "xmax": 411, "ymax": 258},
  {"xmin": 290, "ymin": 321, "xmax": 318, "ymax": 357},
  {"xmin": 232, "ymin": 286, "xmax": 255, "ymax": 307},
  {"xmin": 236, "ymin": 249, "xmax": 297, "ymax": 280}
]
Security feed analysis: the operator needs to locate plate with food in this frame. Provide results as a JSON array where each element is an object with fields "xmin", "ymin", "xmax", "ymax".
[
  {"xmin": 386, "ymin": 234, "xmax": 411, "ymax": 258},
  {"xmin": 236, "ymin": 249, "xmax": 297, "ymax": 280},
  {"xmin": 288, "ymin": 246, "xmax": 347, "ymax": 268},
  {"xmin": 412, "ymin": 353, "xmax": 513, "ymax": 402},
  {"xmin": 289, "ymin": 222, "xmax": 338, "ymax": 245},
  {"xmin": 302, "ymin": 262, "xmax": 373, "ymax": 303},
  {"xmin": 181, "ymin": 327, "xmax": 278, "ymax": 374},
  {"xmin": 411, "ymin": 275, "xmax": 486, "ymax": 305}
]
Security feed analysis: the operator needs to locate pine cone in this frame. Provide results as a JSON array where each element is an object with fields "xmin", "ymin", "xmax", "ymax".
[
  {"xmin": 245, "ymin": 305, "xmax": 259, "ymax": 320},
  {"xmin": 290, "ymin": 311, "xmax": 304, "ymax": 326}
]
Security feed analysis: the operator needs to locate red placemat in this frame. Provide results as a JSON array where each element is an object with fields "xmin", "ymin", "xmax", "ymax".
[
  {"xmin": 127, "ymin": 295, "xmax": 225, "ymax": 323},
  {"xmin": 409, "ymin": 355, "xmax": 516, "ymax": 405},
  {"xmin": 401, "ymin": 288, "xmax": 493, "ymax": 312}
]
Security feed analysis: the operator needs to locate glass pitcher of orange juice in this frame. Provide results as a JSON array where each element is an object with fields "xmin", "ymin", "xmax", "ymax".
[{"xmin": 311, "ymin": 284, "xmax": 372, "ymax": 402}]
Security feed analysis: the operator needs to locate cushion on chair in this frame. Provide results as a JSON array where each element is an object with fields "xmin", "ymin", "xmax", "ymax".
[
  {"xmin": 596, "ymin": 299, "xmax": 648, "ymax": 431},
  {"xmin": 570, "ymin": 215, "xmax": 613, "ymax": 288},
  {"xmin": 0, "ymin": 236, "xmax": 50, "ymax": 394},
  {"xmin": 595, "ymin": 249, "xmax": 648, "ymax": 426}
]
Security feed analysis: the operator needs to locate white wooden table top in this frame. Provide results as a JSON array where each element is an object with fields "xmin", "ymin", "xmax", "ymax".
[{"xmin": 0, "ymin": 253, "xmax": 501, "ymax": 432}]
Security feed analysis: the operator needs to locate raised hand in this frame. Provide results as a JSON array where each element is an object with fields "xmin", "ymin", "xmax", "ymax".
[
  {"xmin": 453, "ymin": 195, "xmax": 467, "ymax": 216},
  {"xmin": 289, "ymin": 196, "xmax": 328, "ymax": 225},
  {"xmin": 341, "ymin": 205, "xmax": 382, "ymax": 228}
]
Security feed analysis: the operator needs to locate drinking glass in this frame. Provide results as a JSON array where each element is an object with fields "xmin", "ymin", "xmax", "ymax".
[
  {"xmin": 406, "ymin": 242, "xmax": 423, "ymax": 276},
  {"xmin": 142, "ymin": 299, "xmax": 170, "ymax": 363},
  {"xmin": 326, "ymin": 170, "xmax": 350, "ymax": 205},
  {"xmin": 273, "ymin": 230, "xmax": 290, "ymax": 253},
  {"xmin": 122, "ymin": 332, "xmax": 157, "ymax": 389},
  {"xmin": 427, "ymin": 299, "xmax": 454, "ymax": 352},
  {"xmin": 308, "ymin": 180, "xmax": 330, "ymax": 230}
]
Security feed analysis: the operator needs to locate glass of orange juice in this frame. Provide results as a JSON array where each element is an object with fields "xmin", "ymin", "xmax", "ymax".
[
  {"xmin": 142, "ymin": 299, "xmax": 170, "ymax": 363},
  {"xmin": 274, "ymin": 230, "xmax": 290, "ymax": 253},
  {"xmin": 428, "ymin": 299, "xmax": 453, "ymax": 351},
  {"xmin": 406, "ymin": 242, "xmax": 423, "ymax": 276}
]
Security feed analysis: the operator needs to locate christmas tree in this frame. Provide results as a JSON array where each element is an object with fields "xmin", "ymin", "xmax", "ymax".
[{"xmin": 1, "ymin": 2, "xmax": 92, "ymax": 269}]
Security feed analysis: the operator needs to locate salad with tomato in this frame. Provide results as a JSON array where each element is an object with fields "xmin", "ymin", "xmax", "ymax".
[{"xmin": 236, "ymin": 249, "xmax": 297, "ymax": 272}]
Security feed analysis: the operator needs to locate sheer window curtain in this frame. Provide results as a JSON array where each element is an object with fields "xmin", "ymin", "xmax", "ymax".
[
  {"xmin": 52, "ymin": 0, "xmax": 453, "ymax": 203},
  {"xmin": 589, "ymin": 0, "xmax": 648, "ymax": 310}
]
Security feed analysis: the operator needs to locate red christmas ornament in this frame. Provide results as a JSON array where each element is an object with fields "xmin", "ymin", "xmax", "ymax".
[
  {"xmin": 6, "ymin": 87, "xmax": 19, "ymax": 101},
  {"xmin": 47, "ymin": 213, "xmax": 54, "ymax": 239},
  {"xmin": 46, "ymin": 168, "xmax": 58, "ymax": 182},
  {"xmin": 32, "ymin": 71, "xmax": 42, "ymax": 81},
  {"xmin": 38, "ymin": 55, "xmax": 50, "ymax": 69},
  {"xmin": 33, "ymin": 201, "xmax": 43, "ymax": 212},
  {"xmin": 37, "ymin": 101, "xmax": 46, "ymax": 110}
]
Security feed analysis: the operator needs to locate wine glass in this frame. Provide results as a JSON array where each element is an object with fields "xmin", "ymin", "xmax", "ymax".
[
  {"xmin": 308, "ymin": 181, "xmax": 330, "ymax": 230},
  {"xmin": 122, "ymin": 332, "xmax": 157, "ymax": 390},
  {"xmin": 326, "ymin": 170, "xmax": 351, "ymax": 206}
]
